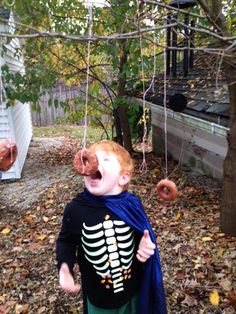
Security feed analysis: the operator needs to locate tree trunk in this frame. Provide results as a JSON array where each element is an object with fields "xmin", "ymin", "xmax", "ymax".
[
  {"xmin": 220, "ymin": 59, "xmax": 236, "ymax": 236},
  {"xmin": 113, "ymin": 107, "xmax": 123, "ymax": 144},
  {"xmin": 116, "ymin": 39, "xmax": 133, "ymax": 152},
  {"xmin": 198, "ymin": 0, "xmax": 236, "ymax": 236}
]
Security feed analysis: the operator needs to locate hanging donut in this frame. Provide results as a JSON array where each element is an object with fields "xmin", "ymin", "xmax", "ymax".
[
  {"xmin": 73, "ymin": 148, "xmax": 98, "ymax": 176},
  {"xmin": 0, "ymin": 139, "xmax": 18, "ymax": 172},
  {"xmin": 156, "ymin": 179, "xmax": 177, "ymax": 201}
]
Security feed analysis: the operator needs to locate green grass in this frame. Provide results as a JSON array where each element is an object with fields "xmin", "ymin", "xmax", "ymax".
[{"xmin": 33, "ymin": 125, "xmax": 111, "ymax": 142}]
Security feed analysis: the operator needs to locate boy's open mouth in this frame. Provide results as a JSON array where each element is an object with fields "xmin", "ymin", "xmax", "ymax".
[{"xmin": 91, "ymin": 170, "xmax": 102, "ymax": 180}]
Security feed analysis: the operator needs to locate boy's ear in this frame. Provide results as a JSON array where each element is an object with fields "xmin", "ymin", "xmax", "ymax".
[{"xmin": 119, "ymin": 172, "xmax": 130, "ymax": 186}]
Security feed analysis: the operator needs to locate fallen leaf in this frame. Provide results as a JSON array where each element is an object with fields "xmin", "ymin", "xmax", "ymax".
[
  {"xmin": 6, "ymin": 301, "xmax": 17, "ymax": 307},
  {"xmin": 173, "ymin": 243, "xmax": 182, "ymax": 253},
  {"xmin": 0, "ymin": 295, "xmax": 5, "ymax": 304},
  {"xmin": 46, "ymin": 199, "xmax": 54, "ymax": 205},
  {"xmin": 36, "ymin": 234, "xmax": 47, "ymax": 241},
  {"xmin": 216, "ymin": 247, "xmax": 224, "ymax": 257},
  {"xmin": 174, "ymin": 212, "xmax": 181, "ymax": 221},
  {"xmin": 48, "ymin": 295, "xmax": 57, "ymax": 303},
  {"xmin": 0, "ymin": 305, "xmax": 8, "ymax": 313},
  {"xmin": 12, "ymin": 246, "xmax": 23, "ymax": 253},
  {"xmin": 201, "ymin": 236, "xmax": 213, "ymax": 242},
  {"xmin": 1, "ymin": 228, "xmax": 11, "ymax": 235},
  {"xmin": 24, "ymin": 214, "xmax": 36, "ymax": 221},
  {"xmin": 195, "ymin": 272, "xmax": 205, "ymax": 279},
  {"xmin": 209, "ymin": 289, "xmax": 220, "ymax": 305},
  {"xmin": 219, "ymin": 278, "xmax": 232, "ymax": 292},
  {"xmin": 227, "ymin": 290, "xmax": 236, "ymax": 309},
  {"xmin": 38, "ymin": 306, "xmax": 46, "ymax": 313},
  {"xmin": 175, "ymin": 269, "xmax": 187, "ymax": 280},
  {"xmin": 43, "ymin": 216, "xmax": 49, "ymax": 222},
  {"xmin": 15, "ymin": 304, "xmax": 29, "ymax": 314},
  {"xmin": 182, "ymin": 294, "xmax": 198, "ymax": 306}
]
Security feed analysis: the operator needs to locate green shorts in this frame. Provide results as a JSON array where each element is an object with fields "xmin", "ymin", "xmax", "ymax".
[{"xmin": 87, "ymin": 293, "xmax": 139, "ymax": 314}]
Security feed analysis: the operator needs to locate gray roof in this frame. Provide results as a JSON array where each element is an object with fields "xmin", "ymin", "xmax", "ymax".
[{"xmin": 141, "ymin": 52, "xmax": 230, "ymax": 127}]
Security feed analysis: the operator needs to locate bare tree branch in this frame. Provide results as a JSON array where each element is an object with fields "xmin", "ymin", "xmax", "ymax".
[
  {"xmin": 0, "ymin": 22, "xmax": 180, "ymax": 39},
  {"xmin": 177, "ymin": 20, "xmax": 236, "ymax": 42},
  {"xmin": 196, "ymin": 0, "xmax": 228, "ymax": 35},
  {"xmin": 0, "ymin": 21, "xmax": 235, "ymax": 45}
]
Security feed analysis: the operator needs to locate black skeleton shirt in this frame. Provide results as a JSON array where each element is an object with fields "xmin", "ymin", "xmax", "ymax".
[{"xmin": 56, "ymin": 193, "xmax": 143, "ymax": 309}]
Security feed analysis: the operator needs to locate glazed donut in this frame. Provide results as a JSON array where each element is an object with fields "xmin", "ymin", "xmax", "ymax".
[
  {"xmin": 0, "ymin": 139, "xmax": 18, "ymax": 172},
  {"xmin": 156, "ymin": 179, "xmax": 177, "ymax": 201},
  {"xmin": 73, "ymin": 148, "xmax": 98, "ymax": 176}
]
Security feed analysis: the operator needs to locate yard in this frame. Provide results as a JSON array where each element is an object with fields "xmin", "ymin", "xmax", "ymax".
[{"xmin": 0, "ymin": 126, "xmax": 235, "ymax": 314}]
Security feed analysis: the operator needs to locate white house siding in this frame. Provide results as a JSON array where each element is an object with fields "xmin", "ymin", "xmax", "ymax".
[
  {"xmin": 0, "ymin": 12, "xmax": 32, "ymax": 180},
  {"xmin": 131, "ymin": 98, "xmax": 228, "ymax": 180}
]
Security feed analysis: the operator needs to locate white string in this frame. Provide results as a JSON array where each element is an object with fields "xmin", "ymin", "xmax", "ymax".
[
  {"xmin": 135, "ymin": 0, "xmax": 146, "ymax": 171},
  {"xmin": 215, "ymin": 49, "xmax": 224, "ymax": 95},
  {"xmin": 163, "ymin": 16, "xmax": 168, "ymax": 179},
  {"xmin": 0, "ymin": 39, "xmax": 4, "ymax": 118},
  {"xmin": 152, "ymin": 23, "xmax": 157, "ymax": 93},
  {"xmin": 0, "ymin": 67, "xmax": 4, "ymax": 116},
  {"xmin": 82, "ymin": 1, "xmax": 93, "ymax": 149},
  {"xmin": 139, "ymin": 2, "xmax": 157, "ymax": 172},
  {"xmin": 0, "ymin": 43, "xmax": 10, "ymax": 147},
  {"xmin": 160, "ymin": 15, "xmax": 187, "ymax": 181},
  {"xmin": 162, "ymin": 16, "xmax": 190, "ymax": 180},
  {"xmin": 139, "ymin": 36, "xmax": 148, "ymax": 172}
]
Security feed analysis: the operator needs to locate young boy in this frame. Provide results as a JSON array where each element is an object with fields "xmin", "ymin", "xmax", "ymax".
[{"xmin": 56, "ymin": 140, "xmax": 167, "ymax": 314}]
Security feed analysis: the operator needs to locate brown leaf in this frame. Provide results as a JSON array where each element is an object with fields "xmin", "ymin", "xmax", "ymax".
[
  {"xmin": 219, "ymin": 278, "xmax": 232, "ymax": 292},
  {"xmin": 175, "ymin": 269, "xmax": 187, "ymax": 280},
  {"xmin": 195, "ymin": 272, "xmax": 205, "ymax": 279},
  {"xmin": 227, "ymin": 291, "xmax": 236, "ymax": 309},
  {"xmin": 15, "ymin": 304, "xmax": 29, "ymax": 314},
  {"xmin": 182, "ymin": 294, "xmax": 198, "ymax": 307},
  {"xmin": 48, "ymin": 295, "xmax": 57, "ymax": 303},
  {"xmin": 0, "ymin": 305, "xmax": 9, "ymax": 314},
  {"xmin": 37, "ymin": 306, "xmax": 47, "ymax": 313}
]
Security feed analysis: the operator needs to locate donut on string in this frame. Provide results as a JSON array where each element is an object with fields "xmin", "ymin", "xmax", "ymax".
[
  {"xmin": 0, "ymin": 139, "xmax": 18, "ymax": 172},
  {"xmin": 156, "ymin": 179, "xmax": 177, "ymax": 201},
  {"xmin": 73, "ymin": 148, "xmax": 98, "ymax": 176}
]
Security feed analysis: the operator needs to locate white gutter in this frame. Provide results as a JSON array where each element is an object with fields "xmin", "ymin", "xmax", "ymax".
[{"xmin": 130, "ymin": 98, "xmax": 229, "ymax": 138}]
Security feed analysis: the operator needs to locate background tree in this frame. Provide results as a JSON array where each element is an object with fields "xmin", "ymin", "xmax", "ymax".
[
  {"xmin": 0, "ymin": 0, "xmax": 235, "ymax": 235},
  {"xmin": 196, "ymin": 0, "xmax": 236, "ymax": 236},
  {"xmin": 2, "ymin": 0, "xmax": 159, "ymax": 151}
]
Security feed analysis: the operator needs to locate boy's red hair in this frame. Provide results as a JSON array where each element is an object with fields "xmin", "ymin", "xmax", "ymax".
[{"xmin": 89, "ymin": 140, "xmax": 134, "ymax": 186}]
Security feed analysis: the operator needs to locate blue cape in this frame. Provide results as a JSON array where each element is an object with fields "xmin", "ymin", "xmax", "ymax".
[{"xmin": 83, "ymin": 188, "xmax": 167, "ymax": 314}]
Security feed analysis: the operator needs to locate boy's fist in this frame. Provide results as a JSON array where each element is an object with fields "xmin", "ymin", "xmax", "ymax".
[
  {"xmin": 136, "ymin": 230, "xmax": 155, "ymax": 263},
  {"xmin": 59, "ymin": 263, "xmax": 81, "ymax": 293}
]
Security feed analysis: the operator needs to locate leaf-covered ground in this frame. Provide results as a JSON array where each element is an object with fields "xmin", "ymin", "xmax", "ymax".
[{"xmin": 0, "ymin": 135, "xmax": 235, "ymax": 314}]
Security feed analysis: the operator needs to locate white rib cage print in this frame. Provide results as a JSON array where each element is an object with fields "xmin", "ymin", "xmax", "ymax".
[{"xmin": 81, "ymin": 215, "xmax": 135, "ymax": 294}]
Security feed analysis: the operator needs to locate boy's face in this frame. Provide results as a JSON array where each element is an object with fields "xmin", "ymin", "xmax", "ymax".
[{"xmin": 84, "ymin": 150, "xmax": 130, "ymax": 196}]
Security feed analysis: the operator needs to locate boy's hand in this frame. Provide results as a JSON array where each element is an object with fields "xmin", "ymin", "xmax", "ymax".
[
  {"xmin": 59, "ymin": 263, "xmax": 81, "ymax": 293},
  {"xmin": 136, "ymin": 230, "xmax": 156, "ymax": 263}
]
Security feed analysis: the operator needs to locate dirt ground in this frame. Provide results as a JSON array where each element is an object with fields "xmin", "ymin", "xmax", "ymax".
[
  {"xmin": 0, "ymin": 136, "xmax": 235, "ymax": 314},
  {"xmin": 0, "ymin": 137, "xmax": 76, "ymax": 211}
]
